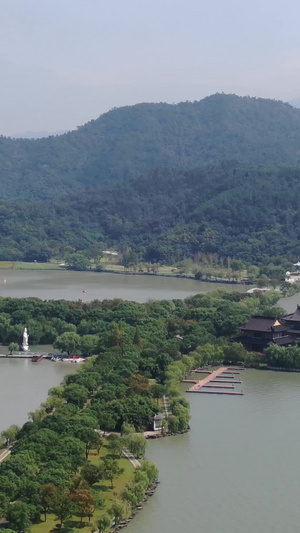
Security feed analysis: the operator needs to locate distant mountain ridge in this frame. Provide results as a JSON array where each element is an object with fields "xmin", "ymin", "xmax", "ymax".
[
  {"xmin": 2, "ymin": 93, "xmax": 300, "ymax": 200},
  {"xmin": 3, "ymin": 93, "xmax": 300, "ymax": 263},
  {"xmin": 11, "ymin": 130, "xmax": 68, "ymax": 139}
]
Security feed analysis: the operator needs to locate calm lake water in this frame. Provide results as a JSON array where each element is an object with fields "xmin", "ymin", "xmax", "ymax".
[
  {"xmin": 127, "ymin": 369, "xmax": 300, "ymax": 533},
  {"xmin": 0, "ymin": 269, "xmax": 248, "ymax": 302},
  {"xmin": 0, "ymin": 358, "xmax": 77, "ymax": 432}
]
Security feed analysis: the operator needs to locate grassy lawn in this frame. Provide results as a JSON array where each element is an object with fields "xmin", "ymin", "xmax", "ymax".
[
  {"xmin": 15, "ymin": 262, "xmax": 63, "ymax": 270},
  {"xmin": 0, "ymin": 261, "xmax": 64, "ymax": 270},
  {"xmin": 31, "ymin": 440, "xmax": 135, "ymax": 533}
]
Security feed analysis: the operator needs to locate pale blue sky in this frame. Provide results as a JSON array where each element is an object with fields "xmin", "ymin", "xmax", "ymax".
[{"xmin": 1, "ymin": 0, "xmax": 300, "ymax": 135}]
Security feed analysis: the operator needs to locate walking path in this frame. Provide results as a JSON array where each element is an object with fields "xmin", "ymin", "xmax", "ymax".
[
  {"xmin": 162, "ymin": 395, "xmax": 172, "ymax": 417},
  {"xmin": 0, "ymin": 447, "xmax": 11, "ymax": 463},
  {"xmin": 122, "ymin": 448, "xmax": 141, "ymax": 468}
]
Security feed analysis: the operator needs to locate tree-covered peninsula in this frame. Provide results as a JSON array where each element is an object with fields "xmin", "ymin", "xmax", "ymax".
[{"xmin": 0, "ymin": 289, "xmax": 288, "ymax": 531}]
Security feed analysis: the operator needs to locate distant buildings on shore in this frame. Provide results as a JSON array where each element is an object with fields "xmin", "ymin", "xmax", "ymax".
[
  {"xmin": 238, "ymin": 306, "xmax": 300, "ymax": 352},
  {"xmin": 103, "ymin": 250, "xmax": 119, "ymax": 256}
]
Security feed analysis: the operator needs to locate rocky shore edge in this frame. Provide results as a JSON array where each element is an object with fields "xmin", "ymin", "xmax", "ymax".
[
  {"xmin": 90, "ymin": 480, "xmax": 160, "ymax": 533},
  {"xmin": 145, "ymin": 427, "xmax": 190, "ymax": 439}
]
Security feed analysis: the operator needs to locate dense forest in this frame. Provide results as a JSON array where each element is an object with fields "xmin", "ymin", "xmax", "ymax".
[
  {"xmin": 2, "ymin": 164, "xmax": 300, "ymax": 264},
  {"xmin": 2, "ymin": 94, "xmax": 300, "ymax": 201},
  {"xmin": 2, "ymin": 94, "xmax": 300, "ymax": 263}
]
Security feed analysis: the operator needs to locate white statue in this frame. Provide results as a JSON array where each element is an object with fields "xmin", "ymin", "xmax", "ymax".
[{"xmin": 22, "ymin": 328, "xmax": 29, "ymax": 352}]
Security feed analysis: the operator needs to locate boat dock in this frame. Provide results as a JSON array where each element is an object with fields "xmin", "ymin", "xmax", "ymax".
[
  {"xmin": 186, "ymin": 367, "xmax": 244, "ymax": 395},
  {"xmin": 193, "ymin": 389, "xmax": 244, "ymax": 395},
  {"xmin": 210, "ymin": 379, "xmax": 242, "ymax": 384}
]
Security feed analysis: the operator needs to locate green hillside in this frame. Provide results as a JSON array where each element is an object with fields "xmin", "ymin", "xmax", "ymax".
[
  {"xmin": 2, "ymin": 93, "xmax": 300, "ymax": 263},
  {"xmin": 2, "ymin": 94, "xmax": 300, "ymax": 200},
  {"xmin": 2, "ymin": 164, "xmax": 300, "ymax": 264}
]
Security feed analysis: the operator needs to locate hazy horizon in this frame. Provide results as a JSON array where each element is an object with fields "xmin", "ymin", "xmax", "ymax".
[{"xmin": 2, "ymin": 0, "xmax": 300, "ymax": 136}]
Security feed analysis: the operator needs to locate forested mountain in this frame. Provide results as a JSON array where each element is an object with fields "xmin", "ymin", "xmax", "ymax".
[
  {"xmin": 2, "ymin": 164, "xmax": 300, "ymax": 264},
  {"xmin": 3, "ymin": 93, "xmax": 300, "ymax": 263},
  {"xmin": 2, "ymin": 94, "xmax": 300, "ymax": 200}
]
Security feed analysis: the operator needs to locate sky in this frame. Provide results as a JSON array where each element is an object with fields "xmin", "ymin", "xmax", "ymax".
[{"xmin": 1, "ymin": 0, "xmax": 300, "ymax": 136}]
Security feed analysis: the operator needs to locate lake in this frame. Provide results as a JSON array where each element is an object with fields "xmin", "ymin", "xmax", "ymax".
[
  {"xmin": 0, "ymin": 357, "xmax": 77, "ymax": 432},
  {"xmin": 127, "ymin": 369, "xmax": 300, "ymax": 533},
  {"xmin": 0, "ymin": 269, "xmax": 248, "ymax": 302}
]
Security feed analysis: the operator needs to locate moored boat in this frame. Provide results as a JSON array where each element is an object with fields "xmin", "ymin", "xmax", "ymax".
[{"xmin": 31, "ymin": 354, "xmax": 44, "ymax": 362}]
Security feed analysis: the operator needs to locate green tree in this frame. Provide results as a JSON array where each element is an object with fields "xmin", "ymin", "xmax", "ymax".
[
  {"xmin": 0, "ymin": 492, "xmax": 9, "ymax": 521},
  {"xmin": 109, "ymin": 498, "xmax": 130, "ymax": 526},
  {"xmin": 86, "ymin": 243, "xmax": 104, "ymax": 266},
  {"xmin": 54, "ymin": 331, "xmax": 82, "ymax": 355},
  {"xmin": 40, "ymin": 483, "xmax": 57, "ymax": 521},
  {"xmin": 121, "ymin": 422, "xmax": 135, "ymax": 436},
  {"xmin": 168, "ymin": 415, "xmax": 179, "ymax": 433},
  {"xmin": 6, "ymin": 502, "xmax": 33, "ymax": 533},
  {"xmin": 138, "ymin": 460, "xmax": 159, "ymax": 483},
  {"xmin": 49, "ymin": 487, "xmax": 75, "ymax": 528},
  {"xmin": 0, "ymin": 473, "xmax": 20, "ymax": 500},
  {"xmin": 121, "ymin": 250, "xmax": 138, "ymax": 270},
  {"xmin": 257, "ymin": 274, "xmax": 269, "ymax": 288},
  {"xmin": 150, "ymin": 383, "xmax": 165, "ymax": 405},
  {"xmin": 1, "ymin": 424, "xmax": 20, "ymax": 446},
  {"xmin": 107, "ymin": 435, "xmax": 123, "ymax": 458},
  {"xmin": 80, "ymin": 335, "xmax": 98, "ymax": 356},
  {"xmin": 63, "ymin": 384, "xmax": 89, "ymax": 408},
  {"xmin": 123, "ymin": 481, "xmax": 146, "ymax": 509},
  {"xmin": 8, "ymin": 342, "xmax": 19, "ymax": 354},
  {"xmin": 125, "ymin": 433, "xmax": 147, "ymax": 459},
  {"xmin": 66, "ymin": 252, "xmax": 90, "ymax": 271},
  {"xmin": 81, "ymin": 463, "xmax": 101, "ymax": 487},
  {"xmin": 97, "ymin": 513, "xmax": 111, "ymax": 533},
  {"xmin": 99, "ymin": 458, "xmax": 124, "ymax": 488}
]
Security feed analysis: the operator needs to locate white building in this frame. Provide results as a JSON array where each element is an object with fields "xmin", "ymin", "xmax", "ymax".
[
  {"xmin": 285, "ymin": 271, "xmax": 300, "ymax": 284},
  {"xmin": 153, "ymin": 413, "xmax": 165, "ymax": 431},
  {"xmin": 103, "ymin": 250, "xmax": 119, "ymax": 256}
]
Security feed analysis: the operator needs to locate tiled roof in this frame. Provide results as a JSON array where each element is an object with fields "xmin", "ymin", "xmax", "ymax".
[
  {"xmin": 239, "ymin": 316, "xmax": 287, "ymax": 332},
  {"xmin": 283, "ymin": 306, "xmax": 300, "ymax": 322},
  {"xmin": 154, "ymin": 414, "xmax": 165, "ymax": 420},
  {"xmin": 273, "ymin": 336, "xmax": 294, "ymax": 346}
]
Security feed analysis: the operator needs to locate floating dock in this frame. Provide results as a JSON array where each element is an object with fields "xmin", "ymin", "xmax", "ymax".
[
  {"xmin": 186, "ymin": 366, "xmax": 244, "ymax": 395},
  {"xmin": 202, "ymin": 383, "xmax": 234, "ymax": 389},
  {"xmin": 210, "ymin": 379, "xmax": 242, "ymax": 384},
  {"xmin": 193, "ymin": 389, "xmax": 244, "ymax": 395}
]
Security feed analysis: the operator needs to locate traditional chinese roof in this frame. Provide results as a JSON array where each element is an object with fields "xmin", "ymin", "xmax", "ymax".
[
  {"xmin": 272, "ymin": 336, "xmax": 294, "ymax": 346},
  {"xmin": 239, "ymin": 316, "xmax": 287, "ymax": 332},
  {"xmin": 283, "ymin": 305, "xmax": 300, "ymax": 322},
  {"xmin": 236, "ymin": 335, "xmax": 294, "ymax": 347}
]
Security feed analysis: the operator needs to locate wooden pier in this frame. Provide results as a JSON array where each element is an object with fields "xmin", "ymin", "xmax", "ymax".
[
  {"xmin": 186, "ymin": 367, "xmax": 244, "ymax": 395},
  {"xmin": 210, "ymin": 379, "xmax": 242, "ymax": 384},
  {"xmin": 193, "ymin": 389, "xmax": 244, "ymax": 395},
  {"xmin": 202, "ymin": 383, "xmax": 234, "ymax": 389}
]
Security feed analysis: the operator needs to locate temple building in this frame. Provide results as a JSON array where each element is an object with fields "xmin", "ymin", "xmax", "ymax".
[
  {"xmin": 281, "ymin": 305, "xmax": 300, "ymax": 339},
  {"xmin": 238, "ymin": 316, "xmax": 295, "ymax": 352}
]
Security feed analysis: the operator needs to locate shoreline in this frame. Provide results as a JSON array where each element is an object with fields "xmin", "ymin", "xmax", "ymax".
[
  {"xmin": 96, "ymin": 268, "xmax": 252, "ymax": 285},
  {"xmin": 0, "ymin": 261, "xmax": 252, "ymax": 286}
]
